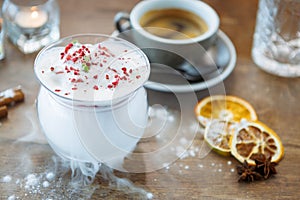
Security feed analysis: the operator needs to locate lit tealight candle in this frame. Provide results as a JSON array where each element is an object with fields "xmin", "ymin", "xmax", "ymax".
[{"xmin": 15, "ymin": 6, "xmax": 48, "ymax": 28}]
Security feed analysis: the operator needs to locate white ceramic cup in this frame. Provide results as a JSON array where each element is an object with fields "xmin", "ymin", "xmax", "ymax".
[{"xmin": 114, "ymin": 0, "xmax": 220, "ymax": 77}]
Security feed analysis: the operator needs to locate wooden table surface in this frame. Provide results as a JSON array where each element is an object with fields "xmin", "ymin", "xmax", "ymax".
[{"xmin": 1, "ymin": 0, "xmax": 300, "ymax": 199}]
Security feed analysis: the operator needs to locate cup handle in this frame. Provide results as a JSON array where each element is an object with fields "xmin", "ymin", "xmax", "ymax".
[{"xmin": 114, "ymin": 12, "xmax": 131, "ymax": 33}]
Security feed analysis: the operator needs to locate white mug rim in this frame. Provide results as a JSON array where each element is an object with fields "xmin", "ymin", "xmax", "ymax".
[{"xmin": 129, "ymin": 0, "xmax": 220, "ymax": 45}]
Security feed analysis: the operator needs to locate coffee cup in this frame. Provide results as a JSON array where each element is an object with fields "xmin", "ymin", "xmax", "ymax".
[{"xmin": 114, "ymin": 0, "xmax": 220, "ymax": 77}]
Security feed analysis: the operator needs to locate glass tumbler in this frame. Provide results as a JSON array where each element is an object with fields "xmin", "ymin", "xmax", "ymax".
[
  {"xmin": 34, "ymin": 34, "xmax": 150, "ymax": 169},
  {"xmin": 252, "ymin": 0, "xmax": 300, "ymax": 77},
  {"xmin": 2, "ymin": 0, "xmax": 60, "ymax": 54}
]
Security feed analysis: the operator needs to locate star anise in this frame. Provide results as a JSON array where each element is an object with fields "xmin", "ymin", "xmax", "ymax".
[
  {"xmin": 251, "ymin": 153, "xmax": 277, "ymax": 179},
  {"xmin": 237, "ymin": 160, "xmax": 263, "ymax": 182}
]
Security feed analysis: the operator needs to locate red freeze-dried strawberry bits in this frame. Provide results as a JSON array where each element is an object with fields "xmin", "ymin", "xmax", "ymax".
[
  {"xmin": 42, "ymin": 41, "xmax": 141, "ymax": 97},
  {"xmin": 60, "ymin": 42, "xmax": 91, "ymax": 73}
]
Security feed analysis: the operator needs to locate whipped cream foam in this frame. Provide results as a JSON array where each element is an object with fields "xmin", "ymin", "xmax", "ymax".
[{"xmin": 35, "ymin": 39, "xmax": 150, "ymax": 102}]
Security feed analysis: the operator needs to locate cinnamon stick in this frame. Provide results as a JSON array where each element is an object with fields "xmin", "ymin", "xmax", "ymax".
[
  {"xmin": 0, "ymin": 105, "xmax": 8, "ymax": 119},
  {"xmin": 0, "ymin": 86, "xmax": 25, "ymax": 107}
]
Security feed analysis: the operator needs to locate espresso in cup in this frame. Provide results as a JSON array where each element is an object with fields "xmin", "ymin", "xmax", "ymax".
[
  {"xmin": 139, "ymin": 8, "xmax": 208, "ymax": 40},
  {"xmin": 114, "ymin": 0, "xmax": 220, "ymax": 77}
]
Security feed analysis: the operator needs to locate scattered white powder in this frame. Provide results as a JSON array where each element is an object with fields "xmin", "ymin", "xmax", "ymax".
[
  {"xmin": 1, "ymin": 105, "xmax": 237, "ymax": 199},
  {"xmin": 1, "ymin": 158, "xmax": 151, "ymax": 199},
  {"xmin": 2, "ymin": 89, "xmax": 15, "ymax": 98},
  {"xmin": 163, "ymin": 163, "xmax": 170, "ymax": 170},
  {"xmin": 46, "ymin": 172, "xmax": 55, "ymax": 182},
  {"xmin": 156, "ymin": 109, "xmax": 168, "ymax": 120},
  {"xmin": 148, "ymin": 105, "xmax": 168, "ymax": 120},
  {"xmin": 198, "ymin": 164, "xmax": 204, "ymax": 168},
  {"xmin": 25, "ymin": 174, "xmax": 39, "ymax": 187},
  {"xmin": 2, "ymin": 175, "xmax": 12, "ymax": 183},
  {"xmin": 42, "ymin": 181, "xmax": 50, "ymax": 188},
  {"xmin": 146, "ymin": 192, "xmax": 153, "ymax": 199},
  {"xmin": 7, "ymin": 194, "xmax": 16, "ymax": 200},
  {"xmin": 147, "ymin": 105, "xmax": 239, "ymax": 180},
  {"xmin": 189, "ymin": 150, "xmax": 196, "ymax": 157}
]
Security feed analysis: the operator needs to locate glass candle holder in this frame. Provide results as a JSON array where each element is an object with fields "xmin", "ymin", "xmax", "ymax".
[
  {"xmin": 2, "ymin": 0, "xmax": 60, "ymax": 54},
  {"xmin": 252, "ymin": 0, "xmax": 300, "ymax": 77}
]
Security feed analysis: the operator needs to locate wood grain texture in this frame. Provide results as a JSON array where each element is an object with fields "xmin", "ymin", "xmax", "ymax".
[{"xmin": 0, "ymin": 0, "xmax": 299, "ymax": 199}]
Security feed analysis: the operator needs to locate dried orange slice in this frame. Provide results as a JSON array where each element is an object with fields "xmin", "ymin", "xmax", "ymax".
[
  {"xmin": 195, "ymin": 95, "xmax": 258, "ymax": 127},
  {"xmin": 204, "ymin": 119, "xmax": 235, "ymax": 156},
  {"xmin": 230, "ymin": 120, "xmax": 284, "ymax": 165}
]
